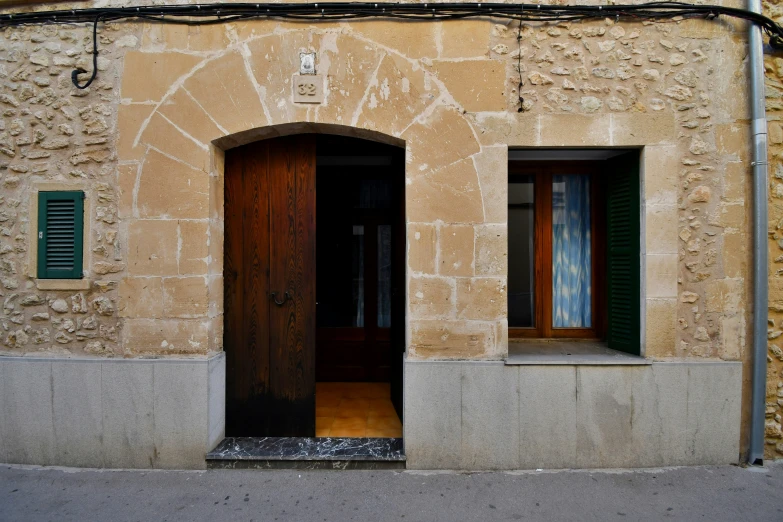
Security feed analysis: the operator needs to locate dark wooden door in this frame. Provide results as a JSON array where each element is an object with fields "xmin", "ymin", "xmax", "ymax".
[{"xmin": 224, "ymin": 135, "xmax": 316, "ymax": 437}]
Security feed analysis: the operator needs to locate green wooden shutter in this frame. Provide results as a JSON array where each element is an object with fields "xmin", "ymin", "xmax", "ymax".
[
  {"xmin": 606, "ymin": 152, "xmax": 641, "ymax": 355},
  {"xmin": 37, "ymin": 191, "xmax": 84, "ymax": 279}
]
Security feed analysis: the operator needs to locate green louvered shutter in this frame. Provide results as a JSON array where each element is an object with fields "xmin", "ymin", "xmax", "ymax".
[
  {"xmin": 37, "ymin": 191, "xmax": 84, "ymax": 279},
  {"xmin": 606, "ymin": 152, "xmax": 641, "ymax": 355}
]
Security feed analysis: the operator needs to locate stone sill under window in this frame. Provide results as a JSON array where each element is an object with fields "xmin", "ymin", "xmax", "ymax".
[
  {"xmin": 505, "ymin": 340, "xmax": 651, "ymax": 366},
  {"xmin": 35, "ymin": 279, "xmax": 91, "ymax": 291}
]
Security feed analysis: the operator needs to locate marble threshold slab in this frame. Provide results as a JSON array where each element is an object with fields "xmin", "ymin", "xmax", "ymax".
[{"xmin": 207, "ymin": 437, "xmax": 405, "ymax": 462}]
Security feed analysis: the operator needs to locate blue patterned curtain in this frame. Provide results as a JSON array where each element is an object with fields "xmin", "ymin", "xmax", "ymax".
[{"xmin": 552, "ymin": 175, "xmax": 591, "ymax": 327}]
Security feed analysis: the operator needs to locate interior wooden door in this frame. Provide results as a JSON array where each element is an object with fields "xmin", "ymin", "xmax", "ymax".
[
  {"xmin": 313, "ymin": 146, "xmax": 405, "ymax": 386},
  {"xmin": 224, "ymin": 135, "xmax": 316, "ymax": 437}
]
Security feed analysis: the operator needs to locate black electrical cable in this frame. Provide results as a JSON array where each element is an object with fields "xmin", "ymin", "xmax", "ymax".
[
  {"xmin": 71, "ymin": 16, "xmax": 100, "ymax": 89},
  {"xmin": 517, "ymin": 19, "xmax": 525, "ymax": 113},
  {"xmin": 1, "ymin": 2, "xmax": 781, "ymax": 89},
  {"xmin": 2, "ymin": 2, "xmax": 781, "ymax": 36}
]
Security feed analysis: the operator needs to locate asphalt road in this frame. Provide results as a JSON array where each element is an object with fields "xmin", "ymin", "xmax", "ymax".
[{"xmin": 1, "ymin": 462, "xmax": 782, "ymax": 521}]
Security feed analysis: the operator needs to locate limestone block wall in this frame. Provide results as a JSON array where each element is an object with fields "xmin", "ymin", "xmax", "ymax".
[
  {"xmin": 108, "ymin": 14, "xmax": 751, "ymax": 363},
  {"xmin": 0, "ymin": 1, "xmax": 754, "ymax": 416}
]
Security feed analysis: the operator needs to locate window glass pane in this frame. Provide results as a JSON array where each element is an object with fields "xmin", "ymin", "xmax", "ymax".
[
  {"xmin": 508, "ymin": 176, "xmax": 535, "ymax": 327},
  {"xmin": 552, "ymin": 175, "xmax": 591, "ymax": 328},
  {"xmin": 377, "ymin": 225, "xmax": 392, "ymax": 328},
  {"xmin": 357, "ymin": 179, "xmax": 392, "ymax": 209},
  {"xmin": 316, "ymin": 223, "xmax": 366, "ymax": 328},
  {"xmin": 352, "ymin": 225, "xmax": 365, "ymax": 327}
]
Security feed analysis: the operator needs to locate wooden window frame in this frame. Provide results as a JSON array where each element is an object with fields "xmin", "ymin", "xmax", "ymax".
[{"xmin": 509, "ymin": 162, "xmax": 606, "ymax": 340}]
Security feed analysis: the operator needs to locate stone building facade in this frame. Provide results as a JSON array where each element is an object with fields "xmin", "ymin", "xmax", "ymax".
[
  {"xmin": 765, "ymin": 0, "xmax": 783, "ymax": 461},
  {"xmin": 0, "ymin": 0, "xmax": 765, "ymax": 469}
]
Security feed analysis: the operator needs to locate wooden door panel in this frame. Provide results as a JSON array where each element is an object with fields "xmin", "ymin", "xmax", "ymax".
[
  {"xmin": 294, "ymin": 135, "xmax": 317, "ymax": 407},
  {"xmin": 268, "ymin": 135, "xmax": 297, "ymax": 419},
  {"xmin": 241, "ymin": 141, "xmax": 272, "ymax": 434},
  {"xmin": 225, "ymin": 135, "xmax": 316, "ymax": 437},
  {"xmin": 315, "ymin": 331, "xmax": 391, "ymax": 382},
  {"xmin": 224, "ymin": 147, "xmax": 245, "ymax": 434},
  {"xmin": 268, "ymin": 135, "xmax": 316, "ymax": 436}
]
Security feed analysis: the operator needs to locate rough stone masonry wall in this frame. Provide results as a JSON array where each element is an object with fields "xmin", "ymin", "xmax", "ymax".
[
  {"xmin": 0, "ymin": 4, "xmax": 752, "ymax": 383},
  {"xmin": 0, "ymin": 17, "xmax": 139, "ymax": 358},
  {"xmin": 764, "ymin": 0, "xmax": 783, "ymax": 460},
  {"xmin": 499, "ymin": 15, "xmax": 751, "ymax": 363}
]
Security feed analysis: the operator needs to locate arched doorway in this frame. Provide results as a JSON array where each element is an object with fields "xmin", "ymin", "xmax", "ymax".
[{"xmin": 223, "ymin": 133, "xmax": 405, "ymax": 439}]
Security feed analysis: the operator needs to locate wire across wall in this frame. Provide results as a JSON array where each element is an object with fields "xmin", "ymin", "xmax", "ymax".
[{"xmin": 1, "ymin": 2, "xmax": 781, "ymax": 88}]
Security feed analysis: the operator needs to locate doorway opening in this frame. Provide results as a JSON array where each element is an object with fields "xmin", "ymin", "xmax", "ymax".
[
  {"xmin": 315, "ymin": 135, "xmax": 405, "ymax": 438},
  {"xmin": 222, "ymin": 132, "xmax": 405, "ymax": 443}
]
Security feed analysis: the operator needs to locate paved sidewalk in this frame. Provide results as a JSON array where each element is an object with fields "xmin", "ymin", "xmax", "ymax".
[{"xmin": 1, "ymin": 462, "xmax": 781, "ymax": 521}]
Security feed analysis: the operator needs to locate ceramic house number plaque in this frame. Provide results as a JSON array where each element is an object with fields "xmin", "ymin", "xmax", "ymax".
[
  {"xmin": 293, "ymin": 74, "xmax": 324, "ymax": 104},
  {"xmin": 299, "ymin": 52, "xmax": 316, "ymax": 75},
  {"xmin": 293, "ymin": 52, "xmax": 323, "ymax": 104}
]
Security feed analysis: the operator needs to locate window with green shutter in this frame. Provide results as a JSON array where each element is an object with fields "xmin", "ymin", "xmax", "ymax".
[
  {"xmin": 507, "ymin": 150, "xmax": 642, "ymax": 355},
  {"xmin": 37, "ymin": 191, "xmax": 84, "ymax": 280}
]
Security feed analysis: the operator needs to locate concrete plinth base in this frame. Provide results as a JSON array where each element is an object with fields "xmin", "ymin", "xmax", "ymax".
[
  {"xmin": 0, "ymin": 353, "xmax": 225, "ymax": 469},
  {"xmin": 403, "ymin": 358, "xmax": 742, "ymax": 470},
  {"xmin": 2, "ymin": 354, "xmax": 743, "ymax": 471}
]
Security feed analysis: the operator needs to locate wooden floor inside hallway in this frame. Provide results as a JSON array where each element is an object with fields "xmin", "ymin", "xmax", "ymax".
[{"xmin": 315, "ymin": 382, "xmax": 402, "ymax": 438}]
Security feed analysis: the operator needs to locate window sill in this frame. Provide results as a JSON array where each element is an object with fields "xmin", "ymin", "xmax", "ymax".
[
  {"xmin": 505, "ymin": 340, "xmax": 650, "ymax": 366},
  {"xmin": 35, "ymin": 279, "xmax": 90, "ymax": 291}
]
